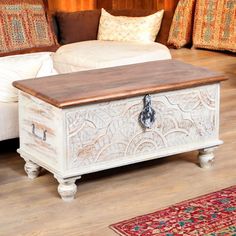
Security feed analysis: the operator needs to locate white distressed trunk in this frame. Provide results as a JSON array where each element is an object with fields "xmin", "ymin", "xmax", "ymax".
[{"xmin": 18, "ymin": 83, "xmax": 222, "ymax": 201}]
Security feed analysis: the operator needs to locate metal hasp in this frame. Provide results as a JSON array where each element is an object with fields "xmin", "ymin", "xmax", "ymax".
[{"xmin": 139, "ymin": 94, "xmax": 156, "ymax": 129}]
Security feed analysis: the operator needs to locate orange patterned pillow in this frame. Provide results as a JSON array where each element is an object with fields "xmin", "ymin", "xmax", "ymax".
[
  {"xmin": 167, "ymin": 0, "xmax": 196, "ymax": 48},
  {"xmin": 0, "ymin": 0, "xmax": 58, "ymax": 55},
  {"xmin": 193, "ymin": 0, "xmax": 236, "ymax": 52}
]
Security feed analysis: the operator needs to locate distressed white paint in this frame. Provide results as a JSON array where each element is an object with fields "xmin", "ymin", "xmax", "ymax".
[
  {"xmin": 198, "ymin": 147, "xmax": 216, "ymax": 169},
  {"xmin": 18, "ymin": 93, "xmax": 64, "ymax": 171},
  {"xmin": 24, "ymin": 159, "xmax": 41, "ymax": 179},
  {"xmin": 18, "ymin": 83, "xmax": 222, "ymax": 201},
  {"xmin": 55, "ymin": 175, "xmax": 80, "ymax": 202}
]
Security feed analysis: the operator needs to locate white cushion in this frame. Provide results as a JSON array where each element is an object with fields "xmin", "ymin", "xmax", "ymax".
[
  {"xmin": 53, "ymin": 40, "xmax": 172, "ymax": 74},
  {"xmin": 0, "ymin": 101, "xmax": 18, "ymax": 141},
  {"xmin": 0, "ymin": 52, "xmax": 57, "ymax": 102},
  {"xmin": 98, "ymin": 8, "xmax": 164, "ymax": 42}
]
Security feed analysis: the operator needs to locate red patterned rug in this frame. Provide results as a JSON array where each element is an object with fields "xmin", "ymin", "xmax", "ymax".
[{"xmin": 110, "ymin": 186, "xmax": 236, "ymax": 236}]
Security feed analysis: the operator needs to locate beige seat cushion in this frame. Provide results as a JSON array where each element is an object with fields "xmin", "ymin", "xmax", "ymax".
[{"xmin": 53, "ymin": 40, "xmax": 172, "ymax": 74}]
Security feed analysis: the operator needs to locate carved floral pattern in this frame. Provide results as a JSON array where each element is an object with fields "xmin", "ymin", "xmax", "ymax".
[{"xmin": 65, "ymin": 85, "xmax": 218, "ymax": 169}]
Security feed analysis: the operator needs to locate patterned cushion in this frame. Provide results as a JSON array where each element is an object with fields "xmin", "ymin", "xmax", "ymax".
[
  {"xmin": 0, "ymin": 0, "xmax": 57, "ymax": 54},
  {"xmin": 167, "ymin": 0, "xmax": 196, "ymax": 48},
  {"xmin": 193, "ymin": 0, "xmax": 236, "ymax": 52},
  {"xmin": 97, "ymin": 8, "xmax": 164, "ymax": 42}
]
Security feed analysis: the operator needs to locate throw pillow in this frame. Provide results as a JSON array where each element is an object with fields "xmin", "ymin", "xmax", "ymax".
[
  {"xmin": 97, "ymin": 8, "xmax": 164, "ymax": 42},
  {"xmin": 167, "ymin": 0, "xmax": 196, "ymax": 48},
  {"xmin": 193, "ymin": 0, "xmax": 236, "ymax": 52},
  {"xmin": 0, "ymin": 0, "xmax": 58, "ymax": 55},
  {"xmin": 0, "ymin": 52, "xmax": 57, "ymax": 102}
]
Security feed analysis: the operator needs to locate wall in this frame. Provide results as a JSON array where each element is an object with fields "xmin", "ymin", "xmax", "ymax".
[
  {"xmin": 48, "ymin": 0, "xmax": 97, "ymax": 12},
  {"xmin": 48, "ymin": 0, "xmax": 178, "ymax": 12},
  {"xmin": 97, "ymin": 0, "xmax": 178, "ymax": 11}
]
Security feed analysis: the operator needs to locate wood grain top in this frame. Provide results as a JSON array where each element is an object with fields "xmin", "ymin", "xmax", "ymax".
[{"xmin": 13, "ymin": 59, "xmax": 227, "ymax": 108}]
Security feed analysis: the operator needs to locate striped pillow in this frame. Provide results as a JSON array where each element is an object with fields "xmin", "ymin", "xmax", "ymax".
[
  {"xmin": 167, "ymin": 0, "xmax": 196, "ymax": 48},
  {"xmin": 193, "ymin": 0, "xmax": 236, "ymax": 52}
]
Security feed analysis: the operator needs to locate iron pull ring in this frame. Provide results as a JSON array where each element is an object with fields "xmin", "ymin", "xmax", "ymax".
[{"xmin": 139, "ymin": 94, "xmax": 156, "ymax": 129}]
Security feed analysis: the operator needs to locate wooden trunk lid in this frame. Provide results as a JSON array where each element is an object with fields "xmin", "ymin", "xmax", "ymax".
[{"xmin": 13, "ymin": 59, "xmax": 227, "ymax": 108}]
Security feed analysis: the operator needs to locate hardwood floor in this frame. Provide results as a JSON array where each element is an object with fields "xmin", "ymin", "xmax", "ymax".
[{"xmin": 0, "ymin": 48, "xmax": 235, "ymax": 236}]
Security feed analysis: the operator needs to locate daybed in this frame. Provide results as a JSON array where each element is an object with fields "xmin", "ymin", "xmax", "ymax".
[{"xmin": 0, "ymin": 2, "xmax": 175, "ymax": 142}]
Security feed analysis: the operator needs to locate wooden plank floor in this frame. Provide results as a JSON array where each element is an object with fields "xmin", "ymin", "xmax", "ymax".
[{"xmin": 0, "ymin": 48, "xmax": 235, "ymax": 236}]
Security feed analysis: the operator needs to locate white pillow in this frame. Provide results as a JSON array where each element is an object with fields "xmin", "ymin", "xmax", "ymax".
[
  {"xmin": 97, "ymin": 8, "xmax": 164, "ymax": 43},
  {"xmin": 0, "ymin": 52, "xmax": 57, "ymax": 102}
]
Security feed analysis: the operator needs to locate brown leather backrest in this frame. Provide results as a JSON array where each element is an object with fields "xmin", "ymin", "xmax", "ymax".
[{"xmin": 55, "ymin": 9, "xmax": 101, "ymax": 44}]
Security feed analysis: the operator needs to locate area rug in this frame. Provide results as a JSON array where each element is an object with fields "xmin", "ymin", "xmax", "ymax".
[{"xmin": 110, "ymin": 186, "xmax": 236, "ymax": 235}]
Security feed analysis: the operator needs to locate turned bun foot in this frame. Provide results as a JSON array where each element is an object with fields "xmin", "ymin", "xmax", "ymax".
[
  {"xmin": 198, "ymin": 148, "xmax": 216, "ymax": 169},
  {"xmin": 58, "ymin": 183, "xmax": 77, "ymax": 202},
  {"xmin": 55, "ymin": 176, "xmax": 81, "ymax": 202},
  {"xmin": 24, "ymin": 160, "xmax": 41, "ymax": 179}
]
